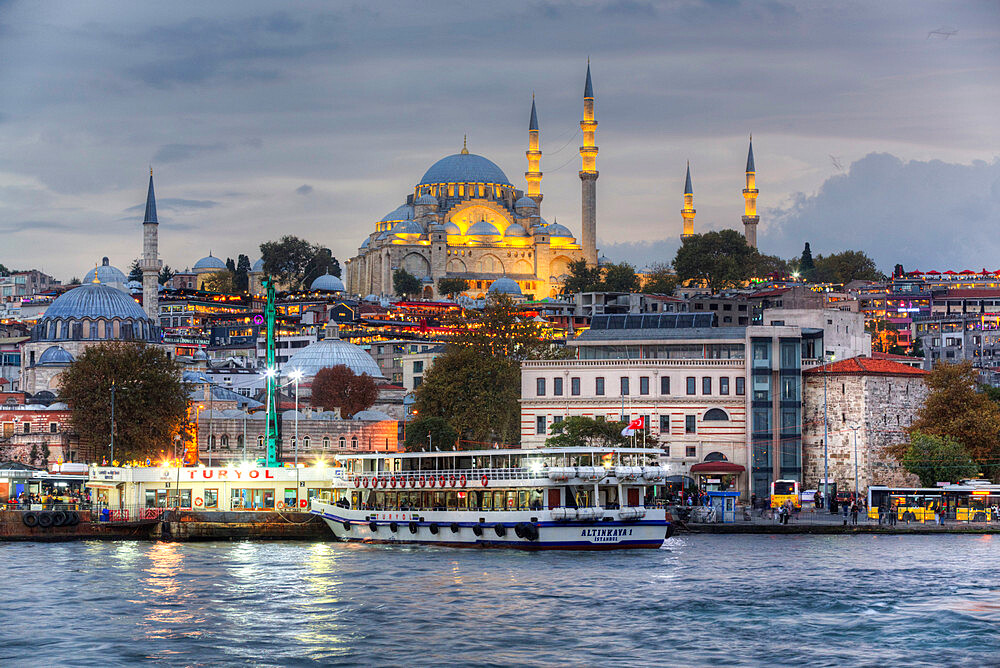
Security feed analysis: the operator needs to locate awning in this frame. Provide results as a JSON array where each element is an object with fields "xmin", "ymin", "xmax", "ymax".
[{"xmin": 690, "ymin": 462, "xmax": 746, "ymax": 474}]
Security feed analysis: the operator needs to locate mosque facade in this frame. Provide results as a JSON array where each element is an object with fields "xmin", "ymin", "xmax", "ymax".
[{"xmin": 345, "ymin": 65, "xmax": 600, "ymax": 300}]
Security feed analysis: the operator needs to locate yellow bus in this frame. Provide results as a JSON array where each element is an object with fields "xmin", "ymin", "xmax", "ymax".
[{"xmin": 770, "ymin": 480, "xmax": 801, "ymax": 511}]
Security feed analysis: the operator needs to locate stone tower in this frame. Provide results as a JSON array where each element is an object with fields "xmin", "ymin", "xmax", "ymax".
[
  {"xmin": 525, "ymin": 95, "xmax": 543, "ymax": 208},
  {"xmin": 140, "ymin": 169, "xmax": 161, "ymax": 320},
  {"xmin": 579, "ymin": 62, "xmax": 598, "ymax": 265},
  {"xmin": 681, "ymin": 162, "xmax": 696, "ymax": 240},
  {"xmin": 742, "ymin": 136, "xmax": 759, "ymax": 249}
]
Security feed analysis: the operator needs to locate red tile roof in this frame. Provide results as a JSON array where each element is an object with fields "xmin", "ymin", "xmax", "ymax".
[{"xmin": 805, "ymin": 356, "xmax": 929, "ymax": 377}]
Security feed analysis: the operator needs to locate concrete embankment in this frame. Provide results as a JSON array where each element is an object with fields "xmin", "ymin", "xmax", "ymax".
[
  {"xmin": 0, "ymin": 509, "xmax": 156, "ymax": 542},
  {"xmin": 686, "ymin": 522, "xmax": 1000, "ymax": 535},
  {"xmin": 152, "ymin": 510, "xmax": 329, "ymax": 541}
]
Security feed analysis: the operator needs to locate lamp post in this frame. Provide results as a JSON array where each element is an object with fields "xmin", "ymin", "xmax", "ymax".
[{"xmin": 849, "ymin": 425, "xmax": 861, "ymax": 502}]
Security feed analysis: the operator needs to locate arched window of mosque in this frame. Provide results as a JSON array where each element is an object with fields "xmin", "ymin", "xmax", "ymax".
[
  {"xmin": 704, "ymin": 408, "xmax": 729, "ymax": 421},
  {"xmin": 448, "ymin": 185, "xmax": 454, "ymax": 196},
  {"xmin": 221, "ymin": 435, "xmax": 229, "ymax": 448},
  {"xmin": 339, "ymin": 436, "xmax": 345, "ymax": 449},
  {"xmin": 113, "ymin": 320, "xmax": 121, "ymax": 338},
  {"xmin": 478, "ymin": 185, "xmax": 484, "ymax": 197},
  {"xmin": 81, "ymin": 320, "xmax": 90, "ymax": 338},
  {"xmin": 98, "ymin": 320, "xmax": 106, "ymax": 338},
  {"xmin": 237, "ymin": 435, "xmax": 244, "ymax": 449},
  {"xmin": 323, "ymin": 437, "xmax": 330, "ymax": 449},
  {"xmin": 458, "ymin": 185, "xmax": 464, "ymax": 196},
  {"xmin": 258, "ymin": 435, "xmax": 264, "ymax": 448}
]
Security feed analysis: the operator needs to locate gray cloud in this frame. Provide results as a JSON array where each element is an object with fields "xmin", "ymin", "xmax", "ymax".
[
  {"xmin": 152, "ymin": 143, "xmax": 227, "ymax": 163},
  {"xmin": 296, "ymin": 184, "xmax": 313, "ymax": 196}
]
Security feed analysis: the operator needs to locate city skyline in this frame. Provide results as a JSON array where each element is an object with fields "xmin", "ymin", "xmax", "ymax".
[{"xmin": 1, "ymin": 1, "xmax": 998, "ymax": 281}]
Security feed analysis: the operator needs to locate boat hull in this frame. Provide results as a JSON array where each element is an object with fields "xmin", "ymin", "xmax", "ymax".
[{"xmin": 310, "ymin": 501, "xmax": 668, "ymax": 550}]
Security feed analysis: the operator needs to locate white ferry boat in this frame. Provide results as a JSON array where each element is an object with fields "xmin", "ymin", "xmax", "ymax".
[{"xmin": 310, "ymin": 447, "xmax": 672, "ymax": 550}]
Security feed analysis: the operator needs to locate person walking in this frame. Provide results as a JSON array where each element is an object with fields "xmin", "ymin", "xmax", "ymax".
[
  {"xmin": 850, "ymin": 501, "xmax": 859, "ymax": 526},
  {"xmin": 842, "ymin": 500, "xmax": 849, "ymax": 526}
]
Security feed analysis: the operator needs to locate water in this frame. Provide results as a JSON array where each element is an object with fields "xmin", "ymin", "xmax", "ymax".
[{"xmin": 2, "ymin": 535, "xmax": 999, "ymax": 667}]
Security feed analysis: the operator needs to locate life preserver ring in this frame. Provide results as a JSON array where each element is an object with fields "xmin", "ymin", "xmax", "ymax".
[
  {"xmin": 409, "ymin": 476, "xmax": 417, "ymax": 488},
  {"xmin": 449, "ymin": 475, "xmax": 457, "ymax": 487},
  {"xmin": 439, "ymin": 475, "xmax": 447, "ymax": 487},
  {"xmin": 277, "ymin": 501, "xmax": 285, "ymax": 510},
  {"xmin": 418, "ymin": 475, "xmax": 426, "ymax": 488},
  {"xmin": 195, "ymin": 497, "xmax": 204, "ymax": 507},
  {"xmin": 428, "ymin": 476, "xmax": 436, "ymax": 488},
  {"xmin": 299, "ymin": 499, "xmax": 307, "ymax": 509},
  {"xmin": 481, "ymin": 474, "xmax": 489, "ymax": 487},
  {"xmin": 459, "ymin": 475, "xmax": 467, "ymax": 488},
  {"xmin": 390, "ymin": 477, "xmax": 397, "ymax": 488},
  {"xmin": 353, "ymin": 476, "xmax": 361, "ymax": 487}
]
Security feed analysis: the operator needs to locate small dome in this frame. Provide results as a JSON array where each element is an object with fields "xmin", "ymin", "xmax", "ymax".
[
  {"xmin": 282, "ymin": 410, "xmax": 303, "ymax": 419},
  {"xmin": 363, "ymin": 294, "xmax": 379, "ymax": 302},
  {"xmin": 467, "ymin": 220, "xmax": 501, "ymax": 237},
  {"xmin": 352, "ymin": 409, "xmax": 393, "ymax": 422},
  {"xmin": 380, "ymin": 204, "xmax": 414, "ymax": 222},
  {"xmin": 514, "ymin": 196, "xmax": 538, "ymax": 211},
  {"xmin": 545, "ymin": 222, "xmax": 574, "ymax": 238},
  {"xmin": 488, "ymin": 277, "xmax": 522, "ymax": 296},
  {"xmin": 392, "ymin": 220, "xmax": 424, "ymax": 237},
  {"xmin": 83, "ymin": 258, "xmax": 127, "ymax": 286},
  {"xmin": 416, "ymin": 193, "xmax": 439, "ymax": 206},
  {"xmin": 418, "ymin": 153, "xmax": 512, "ymax": 186},
  {"xmin": 360, "ymin": 238, "xmax": 371, "ymax": 249},
  {"xmin": 194, "ymin": 254, "xmax": 227, "ymax": 271},
  {"xmin": 598, "ymin": 254, "xmax": 612, "ymax": 266},
  {"xmin": 126, "ymin": 280, "xmax": 143, "ymax": 291},
  {"xmin": 193, "ymin": 349, "xmax": 209, "ymax": 361},
  {"xmin": 443, "ymin": 221, "xmax": 461, "ymax": 236},
  {"xmin": 311, "ymin": 273, "xmax": 346, "ymax": 292},
  {"xmin": 48, "ymin": 402, "xmax": 69, "ymax": 410},
  {"xmin": 251, "ymin": 258, "xmax": 264, "ymax": 272},
  {"xmin": 504, "ymin": 222, "xmax": 528, "ymax": 237},
  {"xmin": 285, "ymin": 328, "xmax": 384, "ymax": 380},
  {"xmin": 37, "ymin": 345, "xmax": 75, "ymax": 366}
]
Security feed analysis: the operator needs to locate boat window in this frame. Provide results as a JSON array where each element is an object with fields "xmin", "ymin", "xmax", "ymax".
[{"xmin": 446, "ymin": 492, "xmax": 458, "ymax": 510}]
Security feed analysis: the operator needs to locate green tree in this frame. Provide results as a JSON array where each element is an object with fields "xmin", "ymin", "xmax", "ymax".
[
  {"xmin": 158, "ymin": 264, "xmax": 175, "ymax": 284},
  {"xmin": 450, "ymin": 293, "xmax": 569, "ymax": 360},
  {"xmin": 0, "ymin": 263, "xmax": 9, "ymax": 275},
  {"xmin": 68, "ymin": 276, "xmax": 81, "ymax": 285},
  {"xmin": 403, "ymin": 416, "xmax": 459, "ymax": 452},
  {"xmin": 200, "ymin": 270, "xmax": 237, "ymax": 294},
  {"xmin": 642, "ymin": 263, "xmax": 678, "ymax": 294},
  {"xmin": 393, "ymin": 268, "xmax": 422, "ymax": 299},
  {"xmin": 303, "ymin": 247, "xmax": 341, "ymax": 288},
  {"xmin": 752, "ymin": 254, "xmax": 789, "ymax": 279},
  {"xmin": 437, "ymin": 277, "xmax": 469, "ymax": 298},
  {"xmin": 234, "ymin": 255, "xmax": 251, "ymax": 292},
  {"xmin": 903, "ymin": 361, "xmax": 1000, "ymax": 478},
  {"xmin": 909, "ymin": 334, "xmax": 925, "ymax": 359},
  {"xmin": 673, "ymin": 229, "xmax": 758, "ymax": 293},
  {"xmin": 260, "ymin": 235, "xmax": 319, "ymax": 290},
  {"xmin": 128, "ymin": 258, "xmax": 142, "ymax": 282},
  {"xmin": 602, "ymin": 262, "xmax": 640, "ymax": 293},
  {"xmin": 799, "ymin": 242, "xmax": 817, "ymax": 282},
  {"xmin": 903, "ymin": 432, "xmax": 979, "ymax": 487},
  {"xmin": 545, "ymin": 416, "xmax": 631, "ymax": 448},
  {"xmin": 59, "ymin": 342, "xmax": 189, "ymax": 462},
  {"xmin": 310, "ymin": 365, "xmax": 378, "ymax": 418},
  {"xmin": 561, "ymin": 258, "xmax": 603, "ymax": 294},
  {"xmin": 225, "ymin": 257, "xmax": 236, "ymax": 274},
  {"xmin": 814, "ymin": 250, "xmax": 884, "ymax": 284}
]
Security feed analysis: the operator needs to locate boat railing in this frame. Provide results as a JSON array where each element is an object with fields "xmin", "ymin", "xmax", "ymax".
[{"xmin": 341, "ymin": 468, "xmax": 552, "ymax": 482}]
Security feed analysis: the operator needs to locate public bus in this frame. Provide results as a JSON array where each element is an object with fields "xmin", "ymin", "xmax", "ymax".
[
  {"xmin": 770, "ymin": 480, "xmax": 801, "ymax": 510},
  {"xmin": 867, "ymin": 482, "xmax": 997, "ymax": 522}
]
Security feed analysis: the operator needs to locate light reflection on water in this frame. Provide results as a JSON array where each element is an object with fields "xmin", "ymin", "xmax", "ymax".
[{"xmin": 1, "ymin": 535, "xmax": 999, "ymax": 667}]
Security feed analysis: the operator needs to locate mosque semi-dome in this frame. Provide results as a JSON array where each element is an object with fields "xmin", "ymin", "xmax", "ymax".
[
  {"xmin": 285, "ymin": 325, "xmax": 384, "ymax": 380},
  {"xmin": 514, "ymin": 196, "xmax": 538, "ymax": 211},
  {"xmin": 310, "ymin": 273, "xmax": 346, "ymax": 292},
  {"xmin": 418, "ymin": 153, "xmax": 512, "ymax": 187},
  {"xmin": 504, "ymin": 222, "xmax": 528, "ymax": 237},
  {"xmin": 83, "ymin": 257, "xmax": 127, "ymax": 286},
  {"xmin": 488, "ymin": 277, "xmax": 523, "ymax": 296},
  {"xmin": 544, "ymin": 221, "xmax": 575, "ymax": 238},
  {"xmin": 193, "ymin": 253, "xmax": 227, "ymax": 271},
  {"xmin": 443, "ymin": 221, "xmax": 461, "ymax": 236},
  {"xmin": 380, "ymin": 204, "xmax": 414, "ymax": 222},
  {"xmin": 37, "ymin": 345, "xmax": 75, "ymax": 366},
  {"xmin": 392, "ymin": 220, "xmax": 424, "ymax": 237},
  {"xmin": 467, "ymin": 220, "xmax": 502, "ymax": 238}
]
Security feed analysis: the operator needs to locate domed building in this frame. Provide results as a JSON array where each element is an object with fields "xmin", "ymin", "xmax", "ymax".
[
  {"xmin": 284, "ymin": 323, "xmax": 384, "ymax": 395},
  {"xmin": 193, "ymin": 253, "xmax": 227, "ymax": 279},
  {"xmin": 346, "ymin": 73, "xmax": 601, "ymax": 300},
  {"xmin": 83, "ymin": 257, "xmax": 128, "ymax": 292},
  {"xmin": 310, "ymin": 273, "xmax": 346, "ymax": 293},
  {"xmin": 21, "ymin": 278, "xmax": 160, "ymax": 395}
]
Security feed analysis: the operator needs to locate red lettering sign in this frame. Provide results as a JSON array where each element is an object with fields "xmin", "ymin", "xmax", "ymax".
[{"xmin": 249, "ymin": 470, "xmax": 259, "ymax": 479}]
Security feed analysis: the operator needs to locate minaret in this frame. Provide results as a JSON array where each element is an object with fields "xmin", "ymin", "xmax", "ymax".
[
  {"xmin": 525, "ymin": 95, "xmax": 543, "ymax": 207},
  {"xmin": 579, "ymin": 61, "xmax": 599, "ymax": 265},
  {"xmin": 140, "ymin": 168, "xmax": 161, "ymax": 321},
  {"xmin": 681, "ymin": 162, "xmax": 696, "ymax": 240},
  {"xmin": 742, "ymin": 136, "xmax": 759, "ymax": 249}
]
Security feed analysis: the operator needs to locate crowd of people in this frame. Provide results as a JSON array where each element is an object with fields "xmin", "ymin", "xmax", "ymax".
[{"xmin": 7, "ymin": 489, "xmax": 91, "ymax": 508}]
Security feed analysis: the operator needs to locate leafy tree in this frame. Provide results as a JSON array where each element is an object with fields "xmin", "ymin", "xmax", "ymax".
[
  {"xmin": 68, "ymin": 276, "xmax": 81, "ymax": 285},
  {"xmin": 403, "ymin": 416, "xmax": 459, "ymax": 452},
  {"xmin": 0, "ymin": 263, "xmax": 8, "ymax": 275},
  {"xmin": 393, "ymin": 268, "xmax": 422, "ymax": 299},
  {"xmin": 673, "ymin": 229, "xmax": 758, "ymax": 293},
  {"xmin": 260, "ymin": 235, "xmax": 319, "ymax": 290},
  {"xmin": 602, "ymin": 262, "xmax": 640, "ymax": 293},
  {"xmin": 909, "ymin": 334, "xmax": 925, "ymax": 359},
  {"xmin": 561, "ymin": 258, "xmax": 603, "ymax": 294},
  {"xmin": 128, "ymin": 258, "xmax": 142, "ymax": 282},
  {"xmin": 903, "ymin": 361, "xmax": 1000, "ymax": 478},
  {"xmin": 903, "ymin": 432, "xmax": 979, "ymax": 487},
  {"xmin": 303, "ymin": 247, "xmax": 341, "ymax": 288},
  {"xmin": 158, "ymin": 265, "xmax": 175, "ymax": 284},
  {"xmin": 437, "ymin": 277, "xmax": 469, "ymax": 298},
  {"xmin": 814, "ymin": 250, "xmax": 884, "ymax": 284},
  {"xmin": 752, "ymin": 254, "xmax": 789, "ymax": 279},
  {"xmin": 450, "ymin": 293, "xmax": 570, "ymax": 361},
  {"xmin": 310, "ymin": 364, "xmax": 378, "ymax": 418},
  {"xmin": 200, "ymin": 270, "xmax": 237, "ymax": 294},
  {"xmin": 545, "ymin": 416, "xmax": 631, "ymax": 448},
  {"xmin": 799, "ymin": 242, "xmax": 817, "ymax": 282},
  {"xmin": 59, "ymin": 342, "xmax": 189, "ymax": 462},
  {"xmin": 642, "ymin": 263, "xmax": 678, "ymax": 295},
  {"xmin": 225, "ymin": 257, "xmax": 236, "ymax": 273},
  {"xmin": 234, "ymin": 255, "xmax": 252, "ymax": 292}
]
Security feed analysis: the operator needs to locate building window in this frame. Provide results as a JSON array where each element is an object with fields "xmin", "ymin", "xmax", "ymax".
[
  {"xmin": 413, "ymin": 361, "xmax": 424, "ymax": 373},
  {"xmin": 639, "ymin": 377, "xmax": 649, "ymax": 395},
  {"xmin": 49, "ymin": 422, "xmax": 58, "ymax": 434},
  {"xmin": 686, "ymin": 445, "xmax": 697, "ymax": 458},
  {"xmin": 351, "ymin": 437, "xmax": 358, "ymax": 449},
  {"xmin": 660, "ymin": 376, "xmax": 670, "ymax": 395},
  {"xmin": 339, "ymin": 436, "xmax": 346, "ymax": 449},
  {"xmin": 536, "ymin": 378, "xmax": 546, "ymax": 396},
  {"xmin": 303, "ymin": 436, "xmax": 311, "ymax": 449},
  {"xmin": 596, "ymin": 377, "xmax": 605, "ymax": 395},
  {"xmin": 23, "ymin": 422, "xmax": 30, "ymax": 434},
  {"xmin": 704, "ymin": 408, "xmax": 729, "ymax": 421},
  {"xmin": 686, "ymin": 377, "xmax": 696, "ymax": 395},
  {"xmin": 659, "ymin": 415, "xmax": 670, "ymax": 433},
  {"xmin": 663, "ymin": 445, "xmax": 670, "ymax": 457},
  {"xmin": 536, "ymin": 415, "xmax": 546, "ymax": 435},
  {"xmin": 553, "ymin": 377, "xmax": 563, "ymax": 396},
  {"xmin": 702, "ymin": 377, "xmax": 712, "ymax": 395},
  {"xmin": 571, "ymin": 377, "xmax": 581, "ymax": 396},
  {"xmin": 257, "ymin": 435, "xmax": 264, "ymax": 448},
  {"xmin": 620, "ymin": 377, "xmax": 630, "ymax": 395},
  {"xmin": 736, "ymin": 377, "xmax": 745, "ymax": 395},
  {"xmin": 685, "ymin": 415, "xmax": 696, "ymax": 434},
  {"xmin": 720, "ymin": 377, "xmax": 730, "ymax": 395},
  {"xmin": 553, "ymin": 415, "xmax": 564, "ymax": 424}
]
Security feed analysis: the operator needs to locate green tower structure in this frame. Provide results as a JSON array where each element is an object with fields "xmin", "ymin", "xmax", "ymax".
[{"xmin": 263, "ymin": 278, "xmax": 281, "ymax": 467}]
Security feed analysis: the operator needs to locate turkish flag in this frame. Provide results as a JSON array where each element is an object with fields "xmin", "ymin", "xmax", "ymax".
[{"xmin": 621, "ymin": 417, "xmax": 644, "ymax": 437}]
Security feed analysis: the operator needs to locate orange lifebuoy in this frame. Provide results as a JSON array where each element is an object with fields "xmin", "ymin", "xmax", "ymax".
[
  {"xmin": 459, "ymin": 475, "xmax": 467, "ymax": 488},
  {"xmin": 194, "ymin": 497, "xmax": 203, "ymax": 507},
  {"xmin": 299, "ymin": 499, "xmax": 307, "ymax": 509},
  {"xmin": 481, "ymin": 474, "xmax": 489, "ymax": 487},
  {"xmin": 418, "ymin": 475, "xmax": 426, "ymax": 488}
]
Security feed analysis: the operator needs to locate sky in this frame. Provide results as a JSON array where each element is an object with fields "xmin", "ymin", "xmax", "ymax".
[{"xmin": 1, "ymin": 0, "xmax": 998, "ymax": 282}]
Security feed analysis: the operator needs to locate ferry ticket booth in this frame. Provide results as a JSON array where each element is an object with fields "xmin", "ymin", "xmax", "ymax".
[{"xmin": 706, "ymin": 491, "xmax": 740, "ymax": 523}]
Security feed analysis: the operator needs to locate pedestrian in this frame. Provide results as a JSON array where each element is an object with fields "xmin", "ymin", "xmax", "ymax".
[
  {"xmin": 751, "ymin": 493, "xmax": 757, "ymax": 510},
  {"xmin": 850, "ymin": 502, "xmax": 859, "ymax": 526},
  {"xmin": 842, "ymin": 500, "xmax": 849, "ymax": 526}
]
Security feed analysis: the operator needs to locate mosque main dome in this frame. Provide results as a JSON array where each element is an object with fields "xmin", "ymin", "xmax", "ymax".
[
  {"xmin": 418, "ymin": 152, "xmax": 512, "ymax": 186},
  {"xmin": 285, "ymin": 325, "xmax": 384, "ymax": 381},
  {"xmin": 33, "ymin": 281, "xmax": 158, "ymax": 343}
]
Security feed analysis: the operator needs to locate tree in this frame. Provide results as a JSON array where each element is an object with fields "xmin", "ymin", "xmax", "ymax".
[
  {"xmin": 234, "ymin": 255, "xmax": 252, "ymax": 292},
  {"xmin": 602, "ymin": 262, "xmax": 640, "ymax": 293},
  {"xmin": 561, "ymin": 258, "xmax": 603, "ymax": 294},
  {"xmin": 59, "ymin": 342, "xmax": 189, "ymax": 462},
  {"xmin": 909, "ymin": 334, "xmax": 925, "ymax": 359},
  {"xmin": 437, "ymin": 277, "xmax": 469, "ymax": 298},
  {"xmin": 393, "ymin": 268, "xmax": 422, "ymax": 299},
  {"xmin": 814, "ymin": 250, "xmax": 884, "ymax": 284},
  {"xmin": 128, "ymin": 258, "xmax": 142, "ymax": 282},
  {"xmin": 260, "ymin": 235, "xmax": 319, "ymax": 290},
  {"xmin": 303, "ymin": 247, "xmax": 341, "ymax": 288},
  {"xmin": 642, "ymin": 263, "xmax": 678, "ymax": 295},
  {"xmin": 403, "ymin": 416, "xmax": 459, "ymax": 452},
  {"xmin": 799, "ymin": 242, "xmax": 817, "ymax": 282},
  {"xmin": 450, "ymin": 293, "xmax": 570, "ymax": 361},
  {"xmin": 752, "ymin": 254, "xmax": 789, "ymax": 279},
  {"xmin": 68, "ymin": 276, "xmax": 81, "ymax": 285},
  {"xmin": 0, "ymin": 263, "xmax": 9, "ymax": 275},
  {"xmin": 311, "ymin": 364, "xmax": 378, "ymax": 418},
  {"xmin": 158, "ymin": 265, "xmax": 175, "ymax": 284},
  {"xmin": 903, "ymin": 432, "xmax": 979, "ymax": 487},
  {"xmin": 225, "ymin": 257, "xmax": 236, "ymax": 273},
  {"xmin": 673, "ymin": 229, "xmax": 758, "ymax": 293},
  {"xmin": 904, "ymin": 361, "xmax": 1000, "ymax": 478},
  {"xmin": 200, "ymin": 270, "xmax": 237, "ymax": 294},
  {"xmin": 545, "ymin": 416, "xmax": 631, "ymax": 448}
]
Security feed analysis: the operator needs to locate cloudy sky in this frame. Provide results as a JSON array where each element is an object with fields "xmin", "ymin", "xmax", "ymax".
[{"xmin": 1, "ymin": 0, "xmax": 998, "ymax": 281}]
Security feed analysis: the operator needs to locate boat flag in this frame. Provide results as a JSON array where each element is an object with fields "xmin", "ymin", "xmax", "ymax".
[{"xmin": 621, "ymin": 416, "xmax": 644, "ymax": 437}]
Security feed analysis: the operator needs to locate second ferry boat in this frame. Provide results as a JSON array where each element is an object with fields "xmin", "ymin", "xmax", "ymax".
[{"xmin": 310, "ymin": 447, "xmax": 671, "ymax": 550}]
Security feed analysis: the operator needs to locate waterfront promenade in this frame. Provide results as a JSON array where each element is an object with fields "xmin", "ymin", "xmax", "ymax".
[{"xmin": 686, "ymin": 506, "xmax": 1000, "ymax": 534}]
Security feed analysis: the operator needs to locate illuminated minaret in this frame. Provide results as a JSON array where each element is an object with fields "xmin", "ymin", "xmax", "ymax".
[
  {"xmin": 140, "ymin": 168, "xmax": 161, "ymax": 320},
  {"xmin": 579, "ymin": 61, "xmax": 598, "ymax": 265},
  {"xmin": 525, "ymin": 95, "xmax": 543, "ymax": 207},
  {"xmin": 742, "ymin": 136, "xmax": 759, "ymax": 249},
  {"xmin": 681, "ymin": 162, "xmax": 696, "ymax": 240}
]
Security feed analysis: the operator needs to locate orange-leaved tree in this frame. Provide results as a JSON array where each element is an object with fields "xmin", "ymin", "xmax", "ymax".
[{"xmin": 310, "ymin": 364, "xmax": 378, "ymax": 418}]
